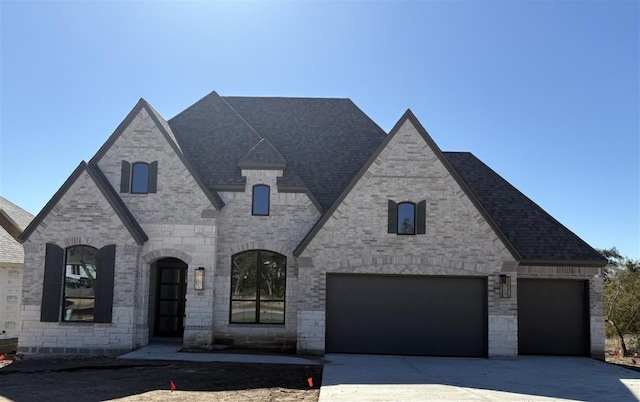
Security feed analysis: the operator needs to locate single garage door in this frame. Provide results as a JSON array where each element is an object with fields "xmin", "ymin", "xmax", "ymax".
[
  {"xmin": 326, "ymin": 274, "xmax": 487, "ymax": 357},
  {"xmin": 518, "ymin": 279, "xmax": 589, "ymax": 356}
]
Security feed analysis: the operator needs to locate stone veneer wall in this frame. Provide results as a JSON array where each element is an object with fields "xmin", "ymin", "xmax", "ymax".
[
  {"xmin": 213, "ymin": 169, "xmax": 321, "ymax": 350},
  {"xmin": 19, "ymin": 171, "xmax": 142, "ymax": 355}
]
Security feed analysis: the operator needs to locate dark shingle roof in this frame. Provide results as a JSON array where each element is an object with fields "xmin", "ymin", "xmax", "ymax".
[
  {"xmin": 169, "ymin": 92, "xmax": 387, "ymax": 209},
  {"xmin": 444, "ymin": 152, "xmax": 606, "ymax": 264},
  {"xmin": 238, "ymin": 138, "xmax": 287, "ymax": 170}
]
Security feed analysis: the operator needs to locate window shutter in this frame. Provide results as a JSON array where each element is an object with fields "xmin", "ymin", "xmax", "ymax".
[
  {"xmin": 120, "ymin": 161, "xmax": 131, "ymax": 193},
  {"xmin": 388, "ymin": 200, "xmax": 398, "ymax": 234},
  {"xmin": 94, "ymin": 244, "xmax": 116, "ymax": 323},
  {"xmin": 416, "ymin": 200, "xmax": 426, "ymax": 234},
  {"xmin": 147, "ymin": 161, "xmax": 158, "ymax": 193},
  {"xmin": 41, "ymin": 243, "xmax": 64, "ymax": 322}
]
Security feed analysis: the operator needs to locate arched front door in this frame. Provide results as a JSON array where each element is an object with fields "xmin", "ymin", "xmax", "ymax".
[{"xmin": 154, "ymin": 258, "xmax": 187, "ymax": 338}]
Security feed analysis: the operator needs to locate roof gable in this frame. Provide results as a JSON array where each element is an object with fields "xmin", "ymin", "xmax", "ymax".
[
  {"xmin": 90, "ymin": 98, "xmax": 224, "ymax": 210},
  {"xmin": 19, "ymin": 162, "xmax": 148, "ymax": 244}
]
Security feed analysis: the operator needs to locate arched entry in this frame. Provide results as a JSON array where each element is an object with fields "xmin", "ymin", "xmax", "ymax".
[{"xmin": 151, "ymin": 258, "xmax": 187, "ymax": 338}]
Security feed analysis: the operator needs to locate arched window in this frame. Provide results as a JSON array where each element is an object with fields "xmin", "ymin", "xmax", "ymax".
[
  {"xmin": 397, "ymin": 202, "xmax": 416, "ymax": 235},
  {"xmin": 64, "ymin": 245, "xmax": 98, "ymax": 322},
  {"xmin": 252, "ymin": 185, "xmax": 270, "ymax": 216},
  {"xmin": 231, "ymin": 250, "xmax": 286, "ymax": 324},
  {"xmin": 120, "ymin": 160, "xmax": 158, "ymax": 194},
  {"xmin": 388, "ymin": 200, "xmax": 426, "ymax": 235}
]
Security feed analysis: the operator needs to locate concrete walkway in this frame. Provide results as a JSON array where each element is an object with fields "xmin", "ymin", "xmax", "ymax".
[
  {"xmin": 319, "ymin": 354, "xmax": 640, "ymax": 401},
  {"xmin": 119, "ymin": 342, "xmax": 321, "ymax": 365}
]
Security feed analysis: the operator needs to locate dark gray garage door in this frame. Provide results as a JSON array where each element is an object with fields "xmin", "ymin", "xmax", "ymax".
[
  {"xmin": 518, "ymin": 279, "xmax": 589, "ymax": 356},
  {"xmin": 326, "ymin": 274, "xmax": 487, "ymax": 357}
]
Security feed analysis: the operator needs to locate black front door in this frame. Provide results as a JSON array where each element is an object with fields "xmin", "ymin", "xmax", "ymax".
[{"xmin": 154, "ymin": 259, "xmax": 187, "ymax": 338}]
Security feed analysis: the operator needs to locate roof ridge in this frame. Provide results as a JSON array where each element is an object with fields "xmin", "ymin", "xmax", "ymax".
[{"xmin": 219, "ymin": 96, "xmax": 263, "ymax": 142}]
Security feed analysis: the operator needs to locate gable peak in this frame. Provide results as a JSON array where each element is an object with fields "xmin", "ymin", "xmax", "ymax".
[{"xmin": 238, "ymin": 138, "xmax": 287, "ymax": 170}]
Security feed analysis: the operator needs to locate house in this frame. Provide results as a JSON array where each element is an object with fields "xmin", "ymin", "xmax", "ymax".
[
  {"xmin": 18, "ymin": 91, "xmax": 607, "ymax": 358},
  {"xmin": 0, "ymin": 196, "xmax": 34, "ymax": 353}
]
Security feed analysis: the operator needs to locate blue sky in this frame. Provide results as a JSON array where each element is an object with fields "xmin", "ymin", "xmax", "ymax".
[{"xmin": 1, "ymin": 1, "xmax": 638, "ymax": 258}]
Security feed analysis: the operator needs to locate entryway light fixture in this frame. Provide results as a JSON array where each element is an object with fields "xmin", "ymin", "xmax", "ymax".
[
  {"xmin": 194, "ymin": 267, "xmax": 205, "ymax": 290},
  {"xmin": 499, "ymin": 274, "xmax": 511, "ymax": 298}
]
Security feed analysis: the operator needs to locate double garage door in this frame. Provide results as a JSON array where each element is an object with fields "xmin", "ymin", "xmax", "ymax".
[
  {"xmin": 326, "ymin": 274, "xmax": 488, "ymax": 357},
  {"xmin": 326, "ymin": 275, "xmax": 589, "ymax": 357}
]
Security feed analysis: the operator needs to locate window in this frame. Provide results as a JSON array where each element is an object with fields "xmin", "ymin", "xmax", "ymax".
[
  {"xmin": 41, "ymin": 243, "xmax": 116, "ymax": 323},
  {"xmin": 388, "ymin": 200, "xmax": 426, "ymax": 235},
  {"xmin": 397, "ymin": 202, "xmax": 416, "ymax": 235},
  {"xmin": 252, "ymin": 185, "xmax": 270, "ymax": 216},
  {"xmin": 120, "ymin": 160, "xmax": 158, "ymax": 194},
  {"xmin": 230, "ymin": 250, "xmax": 286, "ymax": 324},
  {"xmin": 131, "ymin": 163, "xmax": 149, "ymax": 193},
  {"xmin": 64, "ymin": 246, "xmax": 97, "ymax": 321}
]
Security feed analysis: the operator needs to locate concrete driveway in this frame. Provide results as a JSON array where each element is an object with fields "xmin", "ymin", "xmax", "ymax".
[{"xmin": 319, "ymin": 354, "xmax": 640, "ymax": 401}]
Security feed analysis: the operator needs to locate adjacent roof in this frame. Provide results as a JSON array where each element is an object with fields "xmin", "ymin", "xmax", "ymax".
[
  {"xmin": 169, "ymin": 92, "xmax": 387, "ymax": 210},
  {"xmin": 20, "ymin": 163, "xmax": 148, "ymax": 245},
  {"xmin": 444, "ymin": 152, "xmax": 607, "ymax": 265},
  {"xmin": 293, "ymin": 109, "xmax": 605, "ymax": 266},
  {"xmin": 0, "ymin": 197, "xmax": 33, "ymax": 264},
  {"xmin": 238, "ymin": 138, "xmax": 287, "ymax": 170}
]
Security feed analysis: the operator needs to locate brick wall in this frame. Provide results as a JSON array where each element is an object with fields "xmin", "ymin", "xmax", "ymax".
[
  {"xmin": 298, "ymin": 118, "xmax": 516, "ymax": 356},
  {"xmin": 213, "ymin": 168, "xmax": 321, "ymax": 349}
]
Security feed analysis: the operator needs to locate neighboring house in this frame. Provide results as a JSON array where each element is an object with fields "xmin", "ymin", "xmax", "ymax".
[
  {"xmin": 0, "ymin": 197, "xmax": 34, "ymax": 343},
  {"xmin": 18, "ymin": 91, "xmax": 607, "ymax": 359}
]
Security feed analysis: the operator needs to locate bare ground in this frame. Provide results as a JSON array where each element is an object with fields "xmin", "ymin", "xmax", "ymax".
[
  {"xmin": 605, "ymin": 336, "xmax": 640, "ymax": 373},
  {"xmin": 0, "ymin": 355, "xmax": 322, "ymax": 402}
]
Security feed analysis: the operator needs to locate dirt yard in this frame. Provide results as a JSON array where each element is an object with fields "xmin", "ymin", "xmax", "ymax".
[
  {"xmin": 605, "ymin": 336, "xmax": 640, "ymax": 373},
  {"xmin": 0, "ymin": 356, "xmax": 322, "ymax": 401}
]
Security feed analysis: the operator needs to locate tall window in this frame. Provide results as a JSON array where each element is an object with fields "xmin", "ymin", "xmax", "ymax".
[
  {"xmin": 64, "ymin": 245, "xmax": 97, "ymax": 322},
  {"xmin": 397, "ymin": 202, "xmax": 416, "ymax": 235},
  {"xmin": 252, "ymin": 185, "xmax": 270, "ymax": 216},
  {"xmin": 120, "ymin": 160, "xmax": 158, "ymax": 194},
  {"xmin": 231, "ymin": 250, "xmax": 286, "ymax": 324},
  {"xmin": 131, "ymin": 162, "xmax": 149, "ymax": 193}
]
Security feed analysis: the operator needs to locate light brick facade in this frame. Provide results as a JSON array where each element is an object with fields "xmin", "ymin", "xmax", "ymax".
[{"xmin": 18, "ymin": 98, "xmax": 604, "ymax": 359}]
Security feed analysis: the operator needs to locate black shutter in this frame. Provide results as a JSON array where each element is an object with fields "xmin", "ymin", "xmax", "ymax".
[
  {"xmin": 94, "ymin": 244, "xmax": 116, "ymax": 323},
  {"xmin": 41, "ymin": 243, "xmax": 64, "ymax": 322},
  {"xmin": 120, "ymin": 161, "xmax": 131, "ymax": 193},
  {"xmin": 387, "ymin": 200, "xmax": 398, "ymax": 234},
  {"xmin": 416, "ymin": 200, "xmax": 426, "ymax": 234},
  {"xmin": 147, "ymin": 161, "xmax": 158, "ymax": 193}
]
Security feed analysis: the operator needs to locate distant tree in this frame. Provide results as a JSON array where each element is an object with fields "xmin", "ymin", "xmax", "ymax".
[{"xmin": 599, "ymin": 247, "xmax": 640, "ymax": 356}]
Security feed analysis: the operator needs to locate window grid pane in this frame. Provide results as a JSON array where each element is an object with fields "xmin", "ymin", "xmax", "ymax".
[{"xmin": 230, "ymin": 250, "xmax": 286, "ymax": 324}]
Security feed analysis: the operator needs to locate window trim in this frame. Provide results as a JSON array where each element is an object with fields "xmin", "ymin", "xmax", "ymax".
[
  {"xmin": 252, "ymin": 184, "xmax": 270, "ymax": 216},
  {"xmin": 388, "ymin": 199, "xmax": 426, "ymax": 235},
  {"xmin": 230, "ymin": 250, "xmax": 286, "ymax": 324}
]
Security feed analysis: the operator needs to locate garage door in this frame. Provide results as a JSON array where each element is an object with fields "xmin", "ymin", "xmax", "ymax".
[
  {"xmin": 518, "ymin": 279, "xmax": 589, "ymax": 356},
  {"xmin": 326, "ymin": 274, "xmax": 487, "ymax": 357}
]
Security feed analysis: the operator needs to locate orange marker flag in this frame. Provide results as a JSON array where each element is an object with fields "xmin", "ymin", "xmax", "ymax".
[
  {"xmin": 0, "ymin": 355, "xmax": 5, "ymax": 361},
  {"xmin": 307, "ymin": 377, "xmax": 313, "ymax": 387},
  {"xmin": 170, "ymin": 381, "xmax": 176, "ymax": 392}
]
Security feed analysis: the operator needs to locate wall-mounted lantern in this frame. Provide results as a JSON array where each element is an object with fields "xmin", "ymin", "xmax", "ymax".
[
  {"xmin": 499, "ymin": 274, "xmax": 511, "ymax": 298},
  {"xmin": 194, "ymin": 267, "xmax": 205, "ymax": 291}
]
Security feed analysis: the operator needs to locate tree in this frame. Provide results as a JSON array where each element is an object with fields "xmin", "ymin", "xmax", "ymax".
[{"xmin": 600, "ymin": 247, "xmax": 640, "ymax": 356}]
